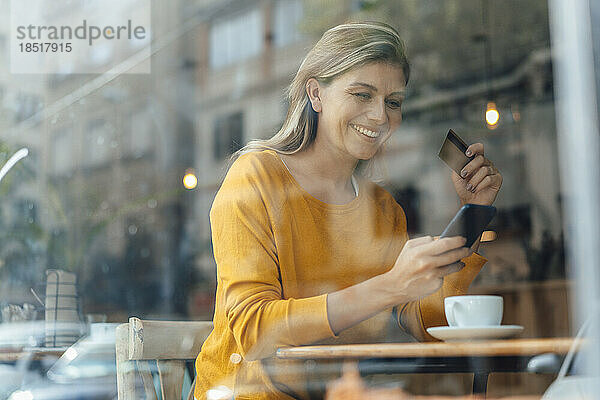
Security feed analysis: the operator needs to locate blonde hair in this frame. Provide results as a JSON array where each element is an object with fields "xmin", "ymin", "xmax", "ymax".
[{"xmin": 233, "ymin": 21, "xmax": 409, "ymax": 174}]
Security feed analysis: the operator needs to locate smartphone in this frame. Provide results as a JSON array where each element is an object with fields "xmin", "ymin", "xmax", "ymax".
[
  {"xmin": 440, "ymin": 204, "xmax": 496, "ymax": 247},
  {"xmin": 438, "ymin": 129, "xmax": 475, "ymax": 175}
]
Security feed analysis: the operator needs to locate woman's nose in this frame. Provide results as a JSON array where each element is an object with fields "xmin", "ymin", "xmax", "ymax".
[{"xmin": 367, "ymin": 98, "xmax": 387, "ymax": 125}]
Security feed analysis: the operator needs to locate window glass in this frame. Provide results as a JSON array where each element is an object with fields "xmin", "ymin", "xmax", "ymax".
[
  {"xmin": 84, "ymin": 119, "xmax": 112, "ymax": 167},
  {"xmin": 273, "ymin": 0, "xmax": 303, "ymax": 47},
  {"xmin": 52, "ymin": 127, "xmax": 73, "ymax": 175},
  {"xmin": 209, "ymin": 8, "xmax": 263, "ymax": 68},
  {"xmin": 213, "ymin": 111, "xmax": 243, "ymax": 159},
  {"xmin": 1, "ymin": 1, "xmax": 597, "ymax": 398},
  {"xmin": 129, "ymin": 106, "xmax": 154, "ymax": 158}
]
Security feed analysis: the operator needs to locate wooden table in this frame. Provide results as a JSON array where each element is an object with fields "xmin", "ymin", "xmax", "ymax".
[{"xmin": 275, "ymin": 338, "xmax": 576, "ymax": 398}]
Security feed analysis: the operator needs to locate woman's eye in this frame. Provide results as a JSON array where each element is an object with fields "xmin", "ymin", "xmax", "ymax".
[
  {"xmin": 353, "ymin": 92, "xmax": 371, "ymax": 100},
  {"xmin": 386, "ymin": 100, "xmax": 402, "ymax": 109}
]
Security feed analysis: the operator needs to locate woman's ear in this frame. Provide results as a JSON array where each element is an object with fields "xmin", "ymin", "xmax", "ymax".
[{"xmin": 306, "ymin": 78, "xmax": 322, "ymax": 113}]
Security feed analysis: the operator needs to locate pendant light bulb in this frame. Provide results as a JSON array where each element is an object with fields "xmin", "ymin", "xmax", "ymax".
[{"xmin": 486, "ymin": 101, "xmax": 500, "ymax": 129}]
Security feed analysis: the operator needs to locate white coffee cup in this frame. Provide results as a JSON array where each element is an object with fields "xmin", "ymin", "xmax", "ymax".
[{"xmin": 444, "ymin": 295, "xmax": 503, "ymax": 327}]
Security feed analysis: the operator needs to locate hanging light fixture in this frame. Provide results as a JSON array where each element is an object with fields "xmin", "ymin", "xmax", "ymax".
[
  {"xmin": 486, "ymin": 101, "xmax": 500, "ymax": 128},
  {"xmin": 183, "ymin": 168, "xmax": 198, "ymax": 190},
  {"xmin": 481, "ymin": 0, "xmax": 499, "ymax": 130}
]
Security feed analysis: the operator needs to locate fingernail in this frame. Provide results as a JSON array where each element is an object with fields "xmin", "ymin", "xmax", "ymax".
[
  {"xmin": 471, "ymin": 186, "xmax": 476, "ymax": 193},
  {"xmin": 466, "ymin": 150, "xmax": 472, "ymax": 156},
  {"xmin": 466, "ymin": 183, "xmax": 472, "ymax": 191},
  {"xmin": 461, "ymin": 170, "xmax": 468, "ymax": 178}
]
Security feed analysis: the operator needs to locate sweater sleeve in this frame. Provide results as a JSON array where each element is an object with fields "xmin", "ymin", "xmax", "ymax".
[
  {"xmin": 390, "ymin": 203, "xmax": 488, "ymax": 341},
  {"xmin": 211, "ymin": 156, "xmax": 336, "ymax": 361}
]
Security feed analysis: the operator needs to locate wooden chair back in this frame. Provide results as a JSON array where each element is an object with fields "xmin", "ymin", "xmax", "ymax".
[{"xmin": 116, "ymin": 317, "xmax": 213, "ymax": 400}]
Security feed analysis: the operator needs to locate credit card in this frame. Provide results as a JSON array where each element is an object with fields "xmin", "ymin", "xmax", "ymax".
[{"xmin": 438, "ymin": 129, "xmax": 474, "ymax": 175}]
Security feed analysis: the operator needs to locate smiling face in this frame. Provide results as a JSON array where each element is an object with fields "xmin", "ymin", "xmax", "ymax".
[{"xmin": 308, "ymin": 62, "xmax": 406, "ymax": 162}]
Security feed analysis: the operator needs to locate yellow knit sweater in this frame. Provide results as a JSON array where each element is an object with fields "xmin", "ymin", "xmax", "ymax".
[{"xmin": 195, "ymin": 150, "xmax": 486, "ymax": 400}]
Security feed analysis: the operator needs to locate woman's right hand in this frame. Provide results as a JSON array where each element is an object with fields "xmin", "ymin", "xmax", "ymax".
[
  {"xmin": 385, "ymin": 236, "xmax": 473, "ymax": 303},
  {"xmin": 326, "ymin": 235, "xmax": 472, "ymax": 336}
]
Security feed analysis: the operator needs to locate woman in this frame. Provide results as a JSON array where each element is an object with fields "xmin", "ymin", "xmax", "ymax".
[{"xmin": 195, "ymin": 22, "xmax": 502, "ymax": 400}]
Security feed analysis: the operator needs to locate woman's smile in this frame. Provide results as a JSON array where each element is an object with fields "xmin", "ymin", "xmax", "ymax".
[{"xmin": 350, "ymin": 123, "xmax": 382, "ymax": 140}]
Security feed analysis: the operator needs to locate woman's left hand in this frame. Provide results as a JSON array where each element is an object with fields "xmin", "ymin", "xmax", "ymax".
[{"xmin": 451, "ymin": 142, "xmax": 502, "ymax": 206}]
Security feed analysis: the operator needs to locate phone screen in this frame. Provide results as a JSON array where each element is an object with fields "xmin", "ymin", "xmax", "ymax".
[{"xmin": 440, "ymin": 204, "xmax": 496, "ymax": 247}]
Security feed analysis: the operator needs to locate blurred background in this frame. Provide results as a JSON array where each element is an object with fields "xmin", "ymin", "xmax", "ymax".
[{"xmin": 0, "ymin": 0, "xmax": 581, "ymax": 397}]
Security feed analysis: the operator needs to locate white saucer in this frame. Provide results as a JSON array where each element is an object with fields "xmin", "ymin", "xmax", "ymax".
[{"xmin": 426, "ymin": 325, "xmax": 524, "ymax": 342}]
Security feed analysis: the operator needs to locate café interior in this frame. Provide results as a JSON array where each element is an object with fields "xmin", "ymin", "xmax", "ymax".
[{"xmin": 1, "ymin": 0, "xmax": 599, "ymax": 399}]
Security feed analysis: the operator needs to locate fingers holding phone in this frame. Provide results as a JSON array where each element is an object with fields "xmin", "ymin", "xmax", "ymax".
[{"xmin": 386, "ymin": 236, "xmax": 473, "ymax": 303}]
